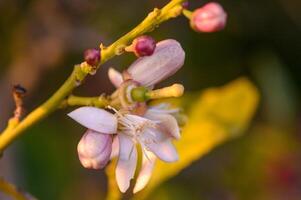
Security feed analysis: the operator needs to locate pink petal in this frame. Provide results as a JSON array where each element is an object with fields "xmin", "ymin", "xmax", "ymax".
[
  {"xmin": 145, "ymin": 111, "xmax": 180, "ymax": 140},
  {"xmin": 191, "ymin": 2, "xmax": 227, "ymax": 33},
  {"xmin": 108, "ymin": 68, "xmax": 123, "ymax": 88},
  {"xmin": 68, "ymin": 106, "xmax": 117, "ymax": 133},
  {"xmin": 142, "ymin": 127, "xmax": 168, "ymax": 144},
  {"xmin": 127, "ymin": 39, "xmax": 185, "ymax": 87},
  {"xmin": 110, "ymin": 136, "xmax": 119, "ymax": 159},
  {"xmin": 77, "ymin": 129, "xmax": 112, "ymax": 169},
  {"xmin": 133, "ymin": 151, "xmax": 156, "ymax": 193},
  {"xmin": 116, "ymin": 134, "xmax": 137, "ymax": 193},
  {"xmin": 145, "ymin": 139, "xmax": 178, "ymax": 163}
]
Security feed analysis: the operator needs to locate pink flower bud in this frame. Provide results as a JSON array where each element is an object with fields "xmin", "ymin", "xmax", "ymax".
[
  {"xmin": 132, "ymin": 35, "xmax": 156, "ymax": 57},
  {"xmin": 127, "ymin": 39, "xmax": 185, "ymax": 87},
  {"xmin": 182, "ymin": 1, "xmax": 189, "ymax": 9},
  {"xmin": 191, "ymin": 2, "xmax": 227, "ymax": 33},
  {"xmin": 84, "ymin": 49, "xmax": 101, "ymax": 66},
  {"xmin": 77, "ymin": 129, "xmax": 112, "ymax": 169}
]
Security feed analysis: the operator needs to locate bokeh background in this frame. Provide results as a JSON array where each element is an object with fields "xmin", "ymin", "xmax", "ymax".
[{"xmin": 0, "ymin": 0, "xmax": 300, "ymax": 199}]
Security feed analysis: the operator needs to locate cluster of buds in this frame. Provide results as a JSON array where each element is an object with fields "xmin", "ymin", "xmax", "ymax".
[{"xmin": 69, "ymin": 39, "xmax": 185, "ymax": 193}]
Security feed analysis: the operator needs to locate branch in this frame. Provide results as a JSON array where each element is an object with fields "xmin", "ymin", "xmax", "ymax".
[
  {"xmin": 0, "ymin": 178, "xmax": 36, "ymax": 200},
  {"xmin": 0, "ymin": 0, "xmax": 186, "ymax": 152},
  {"xmin": 60, "ymin": 95, "xmax": 109, "ymax": 108}
]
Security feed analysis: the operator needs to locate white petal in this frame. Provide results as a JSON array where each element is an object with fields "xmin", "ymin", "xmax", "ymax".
[
  {"xmin": 148, "ymin": 103, "xmax": 180, "ymax": 114},
  {"xmin": 145, "ymin": 139, "xmax": 178, "ymax": 162},
  {"xmin": 127, "ymin": 39, "xmax": 185, "ymax": 87},
  {"xmin": 145, "ymin": 111, "xmax": 180, "ymax": 140},
  {"xmin": 133, "ymin": 151, "xmax": 156, "ymax": 193},
  {"xmin": 142, "ymin": 127, "xmax": 168, "ymax": 143},
  {"xmin": 110, "ymin": 136, "xmax": 119, "ymax": 159},
  {"xmin": 116, "ymin": 134, "xmax": 137, "ymax": 193},
  {"xmin": 68, "ymin": 106, "xmax": 117, "ymax": 133},
  {"xmin": 108, "ymin": 68, "xmax": 123, "ymax": 88}
]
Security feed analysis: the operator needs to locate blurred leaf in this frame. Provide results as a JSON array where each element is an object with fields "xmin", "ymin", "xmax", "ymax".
[{"xmin": 135, "ymin": 77, "xmax": 259, "ymax": 199}]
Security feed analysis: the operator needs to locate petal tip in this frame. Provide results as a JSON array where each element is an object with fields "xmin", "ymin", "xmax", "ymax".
[{"xmin": 108, "ymin": 67, "xmax": 123, "ymax": 88}]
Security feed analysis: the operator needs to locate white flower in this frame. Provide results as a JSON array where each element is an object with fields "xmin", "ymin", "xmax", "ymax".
[
  {"xmin": 68, "ymin": 104, "xmax": 180, "ymax": 193},
  {"xmin": 68, "ymin": 39, "xmax": 185, "ymax": 193},
  {"xmin": 108, "ymin": 39, "xmax": 185, "ymax": 88},
  {"xmin": 112, "ymin": 104, "xmax": 180, "ymax": 193}
]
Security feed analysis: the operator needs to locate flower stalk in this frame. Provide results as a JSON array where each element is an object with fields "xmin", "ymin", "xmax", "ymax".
[
  {"xmin": 182, "ymin": 9, "xmax": 192, "ymax": 19},
  {"xmin": 60, "ymin": 95, "xmax": 110, "ymax": 108}
]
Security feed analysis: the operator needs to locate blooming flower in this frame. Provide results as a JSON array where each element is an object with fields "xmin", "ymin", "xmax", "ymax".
[
  {"xmin": 68, "ymin": 38, "xmax": 185, "ymax": 193},
  {"xmin": 113, "ymin": 104, "xmax": 180, "ymax": 193},
  {"xmin": 68, "ymin": 104, "xmax": 180, "ymax": 193},
  {"xmin": 107, "ymin": 38, "xmax": 185, "ymax": 192}
]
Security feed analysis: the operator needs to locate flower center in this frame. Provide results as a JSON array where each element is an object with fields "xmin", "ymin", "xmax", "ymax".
[
  {"xmin": 118, "ymin": 114, "xmax": 156, "ymax": 140},
  {"xmin": 107, "ymin": 106, "xmax": 157, "ymax": 142}
]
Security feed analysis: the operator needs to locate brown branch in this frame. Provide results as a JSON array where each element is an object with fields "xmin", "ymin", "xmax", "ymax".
[{"xmin": 12, "ymin": 84, "xmax": 27, "ymax": 121}]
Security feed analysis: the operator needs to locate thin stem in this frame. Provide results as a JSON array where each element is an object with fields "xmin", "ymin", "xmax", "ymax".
[
  {"xmin": 0, "ymin": 64, "xmax": 89, "ymax": 151},
  {"xmin": 0, "ymin": 178, "xmax": 35, "ymax": 200},
  {"xmin": 60, "ymin": 95, "xmax": 109, "ymax": 108},
  {"xmin": 182, "ymin": 9, "xmax": 192, "ymax": 19},
  {"xmin": 0, "ymin": 0, "xmax": 186, "ymax": 153},
  {"xmin": 100, "ymin": 0, "xmax": 185, "ymax": 64}
]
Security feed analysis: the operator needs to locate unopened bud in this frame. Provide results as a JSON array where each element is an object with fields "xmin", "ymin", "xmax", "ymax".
[
  {"xmin": 84, "ymin": 49, "xmax": 101, "ymax": 66},
  {"xmin": 190, "ymin": 2, "xmax": 227, "ymax": 33},
  {"xmin": 126, "ymin": 35, "xmax": 156, "ymax": 57},
  {"xmin": 182, "ymin": 1, "xmax": 189, "ymax": 9},
  {"xmin": 127, "ymin": 39, "xmax": 185, "ymax": 87},
  {"xmin": 77, "ymin": 130, "xmax": 112, "ymax": 169}
]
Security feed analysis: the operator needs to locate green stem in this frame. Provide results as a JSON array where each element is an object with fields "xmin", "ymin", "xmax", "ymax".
[
  {"xmin": 100, "ymin": 0, "xmax": 185, "ymax": 63},
  {"xmin": 0, "ymin": 65, "xmax": 88, "ymax": 152},
  {"xmin": 182, "ymin": 9, "xmax": 192, "ymax": 19},
  {"xmin": 0, "ymin": 0, "xmax": 186, "ymax": 153},
  {"xmin": 61, "ymin": 95, "xmax": 110, "ymax": 108}
]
